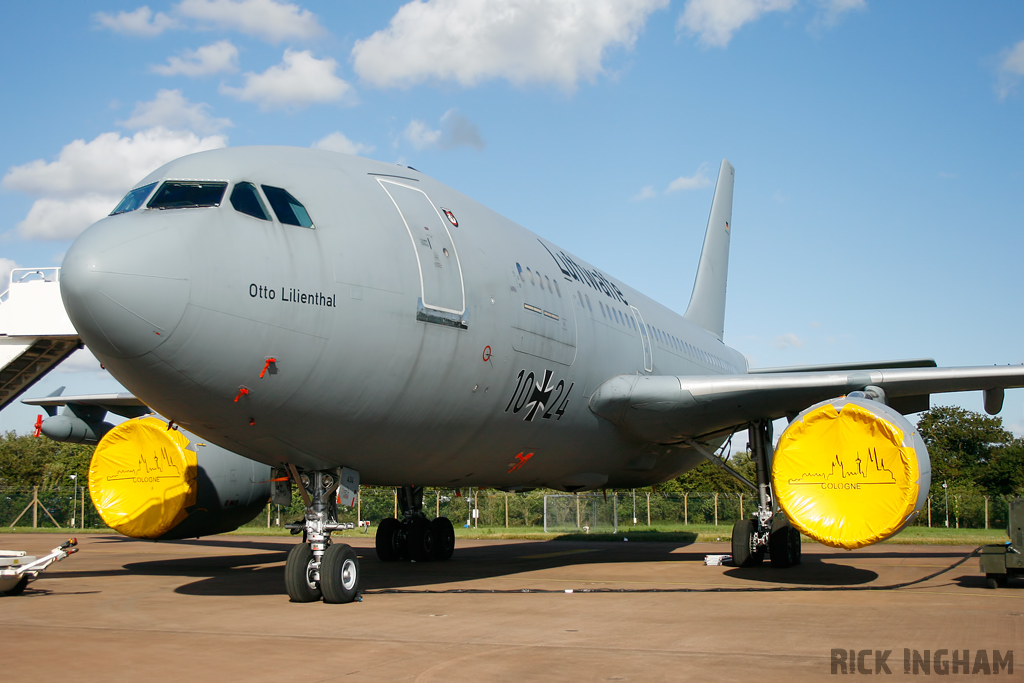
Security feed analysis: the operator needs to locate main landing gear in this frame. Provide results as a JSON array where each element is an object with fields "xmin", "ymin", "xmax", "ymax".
[
  {"xmin": 284, "ymin": 467, "xmax": 361, "ymax": 604},
  {"xmin": 729, "ymin": 420, "xmax": 802, "ymax": 568},
  {"xmin": 375, "ymin": 485, "xmax": 456, "ymax": 563},
  {"xmin": 690, "ymin": 421, "xmax": 801, "ymax": 569}
]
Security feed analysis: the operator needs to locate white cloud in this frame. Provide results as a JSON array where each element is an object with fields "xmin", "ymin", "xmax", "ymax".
[
  {"xmin": 118, "ymin": 89, "xmax": 232, "ymax": 135},
  {"xmin": 996, "ymin": 40, "xmax": 1024, "ymax": 100},
  {"xmin": 312, "ymin": 132, "xmax": 375, "ymax": 156},
  {"xmin": 220, "ymin": 49, "xmax": 353, "ymax": 110},
  {"xmin": 403, "ymin": 110, "xmax": 485, "ymax": 151},
  {"xmin": 115, "ymin": 89, "xmax": 232, "ymax": 137},
  {"xmin": 0, "ymin": 258, "xmax": 17, "ymax": 289},
  {"xmin": 352, "ymin": 0, "xmax": 668, "ymax": 90},
  {"xmin": 405, "ymin": 120, "xmax": 443, "ymax": 151},
  {"xmin": 3, "ymin": 128, "xmax": 227, "ymax": 240},
  {"xmin": 152, "ymin": 40, "xmax": 239, "ymax": 77},
  {"xmin": 176, "ymin": 0, "xmax": 324, "ymax": 43},
  {"xmin": 630, "ymin": 186, "xmax": 658, "ymax": 202},
  {"xmin": 774, "ymin": 332, "xmax": 804, "ymax": 349},
  {"xmin": 667, "ymin": 164, "xmax": 712, "ymax": 193},
  {"xmin": 811, "ymin": 0, "xmax": 865, "ymax": 29},
  {"xmin": 94, "ymin": 6, "xmax": 180, "ymax": 36},
  {"xmin": 14, "ymin": 195, "xmax": 123, "ymax": 242},
  {"xmin": 678, "ymin": 0, "xmax": 796, "ymax": 48}
]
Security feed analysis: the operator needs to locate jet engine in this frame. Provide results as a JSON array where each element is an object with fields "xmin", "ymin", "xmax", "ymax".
[
  {"xmin": 88, "ymin": 416, "xmax": 272, "ymax": 540},
  {"xmin": 771, "ymin": 396, "xmax": 931, "ymax": 549}
]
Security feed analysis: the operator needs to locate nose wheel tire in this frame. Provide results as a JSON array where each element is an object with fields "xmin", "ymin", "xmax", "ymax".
[
  {"xmin": 321, "ymin": 543, "xmax": 360, "ymax": 604},
  {"xmin": 285, "ymin": 543, "xmax": 322, "ymax": 603}
]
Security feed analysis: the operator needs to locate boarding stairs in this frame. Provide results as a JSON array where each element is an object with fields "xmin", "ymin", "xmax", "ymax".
[{"xmin": 0, "ymin": 268, "xmax": 81, "ymax": 411}]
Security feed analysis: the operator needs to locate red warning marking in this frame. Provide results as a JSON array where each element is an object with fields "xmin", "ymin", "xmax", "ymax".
[
  {"xmin": 33, "ymin": 414, "xmax": 42, "ymax": 438},
  {"xmin": 234, "ymin": 386, "xmax": 250, "ymax": 403},
  {"xmin": 482, "ymin": 346, "xmax": 492, "ymax": 362},
  {"xmin": 260, "ymin": 357, "xmax": 277, "ymax": 378},
  {"xmin": 507, "ymin": 451, "xmax": 534, "ymax": 473}
]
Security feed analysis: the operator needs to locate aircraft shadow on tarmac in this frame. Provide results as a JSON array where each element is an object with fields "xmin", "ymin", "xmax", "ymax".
[{"xmin": 37, "ymin": 536, "xmax": 990, "ymax": 597}]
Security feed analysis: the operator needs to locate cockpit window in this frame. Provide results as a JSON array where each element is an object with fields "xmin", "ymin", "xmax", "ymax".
[
  {"xmin": 230, "ymin": 182, "xmax": 270, "ymax": 221},
  {"xmin": 110, "ymin": 182, "xmax": 157, "ymax": 216},
  {"xmin": 262, "ymin": 185, "xmax": 314, "ymax": 228},
  {"xmin": 148, "ymin": 181, "xmax": 228, "ymax": 210}
]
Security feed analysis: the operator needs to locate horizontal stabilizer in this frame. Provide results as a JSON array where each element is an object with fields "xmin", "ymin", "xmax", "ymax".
[{"xmin": 22, "ymin": 392, "xmax": 150, "ymax": 419}]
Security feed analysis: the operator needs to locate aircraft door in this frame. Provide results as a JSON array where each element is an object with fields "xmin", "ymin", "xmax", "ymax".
[
  {"xmin": 630, "ymin": 305, "xmax": 653, "ymax": 373},
  {"xmin": 378, "ymin": 179, "xmax": 465, "ymax": 317}
]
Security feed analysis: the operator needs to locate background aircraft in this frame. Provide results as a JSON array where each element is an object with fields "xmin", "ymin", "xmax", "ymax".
[{"xmin": 11, "ymin": 147, "xmax": 1021, "ymax": 603}]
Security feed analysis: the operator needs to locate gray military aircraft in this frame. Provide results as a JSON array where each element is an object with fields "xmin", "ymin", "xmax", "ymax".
[{"xmin": 35, "ymin": 147, "xmax": 1024, "ymax": 603}]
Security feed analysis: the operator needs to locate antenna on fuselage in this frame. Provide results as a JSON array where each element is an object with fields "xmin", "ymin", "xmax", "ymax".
[{"xmin": 683, "ymin": 159, "xmax": 734, "ymax": 341}]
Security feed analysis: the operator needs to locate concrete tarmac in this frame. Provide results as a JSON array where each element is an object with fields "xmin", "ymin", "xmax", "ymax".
[{"xmin": 1, "ymin": 533, "xmax": 1020, "ymax": 681}]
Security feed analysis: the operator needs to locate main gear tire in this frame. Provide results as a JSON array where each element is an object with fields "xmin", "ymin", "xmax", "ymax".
[
  {"xmin": 405, "ymin": 516, "xmax": 435, "ymax": 562},
  {"xmin": 769, "ymin": 523, "xmax": 802, "ymax": 567},
  {"xmin": 375, "ymin": 517, "xmax": 403, "ymax": 562},
  {"xmin": 731, "ymin": 518, "xmax": 764, "ymax": 568},
  {"xmin": 431, "ymin": 516, "xmax": 456, "ymax": 561}
]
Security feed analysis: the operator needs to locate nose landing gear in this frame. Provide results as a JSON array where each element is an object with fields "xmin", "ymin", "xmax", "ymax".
[{"xmin": 283, "ymin": 466, "xmax": 361, "ymax": 604}]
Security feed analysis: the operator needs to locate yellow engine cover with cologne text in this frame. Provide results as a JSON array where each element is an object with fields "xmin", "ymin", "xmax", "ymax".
[
  {"xmin": 772, "ymin": 397, "xmax": 930, "ymax": 549},
  {"xmin": 88, "ymin": 417, "xmax": 198, "ymax": 539}
]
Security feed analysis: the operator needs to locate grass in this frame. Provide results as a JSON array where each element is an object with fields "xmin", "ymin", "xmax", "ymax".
[{"xmin": 1, "ymin": 523, "xmax": 1011, "ymax": 546}]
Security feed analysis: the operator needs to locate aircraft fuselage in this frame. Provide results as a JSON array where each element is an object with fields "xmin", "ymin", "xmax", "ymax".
[{"xmin": 61, "ymin": 147, "xmax": 746, "ymax": 490}]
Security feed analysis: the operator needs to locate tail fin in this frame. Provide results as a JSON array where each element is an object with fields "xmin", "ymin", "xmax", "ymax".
[{"xmin": 684, "ymin": 159, "xmax": 734, "ymax": 341}]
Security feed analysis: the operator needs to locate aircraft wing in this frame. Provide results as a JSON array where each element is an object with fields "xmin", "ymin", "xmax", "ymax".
[
  {"xmin": 588, "ymin": 364, "xmax": 1024, "ymax": 443},
  {"xmin": 22, "ymin": 391, "xmax": 150, "ymax": 419}
]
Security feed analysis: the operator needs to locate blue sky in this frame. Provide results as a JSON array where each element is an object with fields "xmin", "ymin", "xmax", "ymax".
[{"xmin": 1, "ymin": 0, "xmax": 1023, "ymax": 436}]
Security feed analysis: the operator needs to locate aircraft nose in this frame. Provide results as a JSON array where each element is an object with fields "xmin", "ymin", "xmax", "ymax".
[{"xmin": 61, "ymin": 218, "xmax": 191, "ymax": 359}]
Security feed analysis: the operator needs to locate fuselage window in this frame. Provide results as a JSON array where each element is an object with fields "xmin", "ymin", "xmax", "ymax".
[
  {"xmin": 230, "ymin": 182, "xmax": 270, "ymax": 221},
  {"xmin": 538, "ymin": 274, "xmax": 545, "ymax": 291},
  {"xmin": 527, "ymin": 267, "xmax": 535, "ymax": 285},
  {"xmin": 554, "ymin": 280, "xmax": 561, "ymax": 298},
  {"xmin": 262, "ymin": 185, "xmax": 314, "ymax": 228},
  {"xmin": 599, "ymin": 301, "xmax": 606, "ymax": 318},
  {"xmin": 110, "ymin": 182, "xmax": 157, "ymax": 215},
  {"xmin": 545, "ymin": 275, "xmax": 552, "ymax": 292},
  {"xmin": 615, "ymin": 309, "xmax": 623, "ymax": 325},
  {"xmin": 149, "ymin": 181, "xmax": 228, "ymax": 209},
  {"xmin": 585, "ymin": 294, "xmax": 592, "ymax": 312},
  {"xmin": 516, "ymin": 263, "xmax": 524, "ymax": 282}
]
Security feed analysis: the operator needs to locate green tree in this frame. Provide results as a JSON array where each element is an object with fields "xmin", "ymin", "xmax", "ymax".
[
  {"xmin": 975, "ymin": 439, "xmax": 1024, "ymax": 497},
  {"xmin": 0, "ymin": 431, "xmax": 94, "ymax": 488},
  {"xmin": 671, "ymin": 450, "xmax": 758, "ymax": 493},
  {"xmin": 916, "ymin": 406, "xmax": 1011, "ymax": 487}
]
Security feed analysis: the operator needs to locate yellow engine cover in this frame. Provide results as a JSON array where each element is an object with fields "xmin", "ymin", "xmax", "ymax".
[
  {"xmin": 772, "ymin": 397, "xmax": 930, "ymax": 549},
  {"xmin": 88, "ymin": 417, "xmax": 198, "ymax": 539}
]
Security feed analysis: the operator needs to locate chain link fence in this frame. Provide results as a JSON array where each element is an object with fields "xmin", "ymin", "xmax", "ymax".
[
  {"xmin": 1, "ymin": 486, "xmax": 102, "ymax": 530},
  {"xmin": 2, "ymin": 486, "xmax": 1018, "ymax": 533}
]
